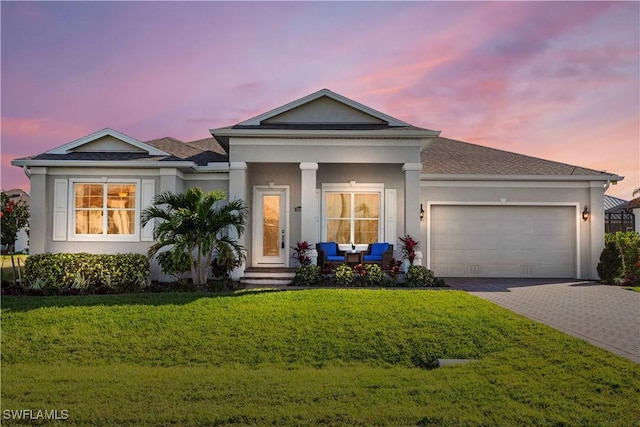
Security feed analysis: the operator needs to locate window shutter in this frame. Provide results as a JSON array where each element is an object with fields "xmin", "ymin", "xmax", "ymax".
[
  {"xmin": 384, "ymin": 189, "xmax": 396, "ymax": 245},
  {"xmin": 316, "ymin": 189, "xmax": 321, "ymax": 243},
  {"xmin": 140, "ymin": 179, "xmax": 155, "ymax": 241},
  {"xmin": 53, "ymin": 179, "xmax": 68, "ymax": 241}
]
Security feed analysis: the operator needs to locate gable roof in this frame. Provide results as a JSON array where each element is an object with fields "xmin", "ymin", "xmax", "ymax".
[
  {"xmin": 422, "ymin": 137, "xmax": 622, "ymax": 180},
  {"xmin": 236, "ymin": 88, "xmax": 412, "ymax": 128},
  {"xmin": 12, "ymin": 133, "xmax": 227, "ymax": 168},
  {"xmin": 46, "ymin": 128, "xmax": 169, "ymax": 156}
]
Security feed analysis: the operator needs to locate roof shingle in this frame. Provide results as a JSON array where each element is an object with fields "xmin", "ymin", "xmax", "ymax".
[{"xmin": 422, "ymin": 137, "xmax": 614, "ymax": 177}]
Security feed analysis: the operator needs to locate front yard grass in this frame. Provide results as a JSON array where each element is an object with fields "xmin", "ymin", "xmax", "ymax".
[{"xmin": 2, "ymin": 289, "xmax": 639, "ymax": 426}]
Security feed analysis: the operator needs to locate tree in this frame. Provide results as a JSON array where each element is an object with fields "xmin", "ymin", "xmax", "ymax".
[
  {"xmin": 141, "ymin": 188, "xmax": 248, "ymax": 287},
  {"xmin": 1, "ymin": 191, "xmax": 29, "ymax": 254}
]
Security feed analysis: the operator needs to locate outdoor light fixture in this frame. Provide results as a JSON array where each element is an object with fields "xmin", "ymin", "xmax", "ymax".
[
  {"xmin": 420, "ymin": 203, "xmax": 425, "ymax": 221},
  {"xmin": 582, "ymin": 205, "xmax": 590, "ymax": 221}
]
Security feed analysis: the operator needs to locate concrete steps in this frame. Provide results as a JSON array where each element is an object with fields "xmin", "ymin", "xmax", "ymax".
[{"xmin": 240, "ymin": 267, "xmax": 297, "ymax": 286}]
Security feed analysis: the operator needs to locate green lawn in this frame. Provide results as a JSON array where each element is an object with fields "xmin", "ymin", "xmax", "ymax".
[{"xmin": 2, "ymin": 289, "xmax": 639, "ymax": 426}]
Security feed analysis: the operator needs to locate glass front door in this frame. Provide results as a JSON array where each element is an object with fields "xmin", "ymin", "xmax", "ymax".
[{"xmin": 254, "ymin": 187, "xmax": 287, "ymax": 265}]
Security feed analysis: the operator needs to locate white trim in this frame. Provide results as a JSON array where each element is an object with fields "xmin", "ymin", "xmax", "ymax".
[
  {"xmin": 421, "ymin": 174, "xmax": 623, "ymax": 183},
  {"xmin": 212, "ymin": 129, "xmax": 438, "ymax": 139},
  {"xmin": 235, "ymin": 89, "xmax": 412, "ymax": 127},
  {"xmin": 252, "ymin": 185, "xmax": 290, "ymax": 267},
  {"xmin": 46, "ymin": 128, "xmax": 168, "ymax": 156},
  {"xmin": 67, "ymin": 178, "xmax": 143, "ymax": 242},
  {"xmin": 426, "ymin": 201, "xmax": 582, "ymax": 279}
]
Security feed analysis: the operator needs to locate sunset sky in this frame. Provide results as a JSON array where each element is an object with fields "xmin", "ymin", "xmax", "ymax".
[{"xmin": 2, "ymin": 1, "xmax": 638, "ymax": 199}]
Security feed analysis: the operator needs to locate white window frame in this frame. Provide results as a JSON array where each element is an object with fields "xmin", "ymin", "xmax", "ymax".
[
  {"xmin": 68, "ymin": 178, "xmax": 142, "ymax": 242},
  {"xmin": 321, "ymin": 183, "xmax": 384, "ymax": 249}
]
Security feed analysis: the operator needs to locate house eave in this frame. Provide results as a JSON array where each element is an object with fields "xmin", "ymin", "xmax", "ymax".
[
  {"xmin": 210, "ymin": 127, "xmax": 441, "ymax": 139},
  {"xmin": 421, "ymin": 173, "xmax": 625, "ymax": 182},
  {"xmin": 11, "ymin": 159, "xmax": 230, "ymax": 172}
]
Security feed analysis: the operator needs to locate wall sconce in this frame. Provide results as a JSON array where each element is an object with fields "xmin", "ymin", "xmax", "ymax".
[
  {"xmin": 582, "ymin": 205, "xmax": 590, "ymax": 221},
  {"xmin": 420, "ymin": 203, "xmax": 425, "ymax": 221}
]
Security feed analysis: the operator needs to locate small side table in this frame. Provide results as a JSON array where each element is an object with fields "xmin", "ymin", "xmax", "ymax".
[{"xmin": 345, "ymin": 251, "xmax": 363, "ymax": 266}]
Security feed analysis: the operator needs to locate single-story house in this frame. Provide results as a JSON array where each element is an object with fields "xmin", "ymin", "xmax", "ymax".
[{"xmin": 12, "ymin": 89, "xmax": 623, "ymax": 281}]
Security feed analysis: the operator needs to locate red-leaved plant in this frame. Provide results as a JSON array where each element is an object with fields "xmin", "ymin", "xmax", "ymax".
[
  {"xmin": 291, "ymin": 241, "xmax": 312, "ymax": 267},
  {"xmin": 399, "ymin": 235, "xmax": 419, "ymax": 266}
]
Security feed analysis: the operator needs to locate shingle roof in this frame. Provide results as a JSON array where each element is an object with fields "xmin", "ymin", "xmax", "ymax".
[
  {"xmin": 422, "ymin": 137, "xmax": 615, "ymax": 177},
  {"xmin": 23, "ymin": 136, "xmax": 228, "ymax": 166}
]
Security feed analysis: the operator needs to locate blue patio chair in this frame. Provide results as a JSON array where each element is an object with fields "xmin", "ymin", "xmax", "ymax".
[
  {"xmin": 363, "ymin": 243, "xmax": 394, "ymax": 267},
  {"xmin": 316, "ymin": 242, "xmax": 346, "ymax": 269}
]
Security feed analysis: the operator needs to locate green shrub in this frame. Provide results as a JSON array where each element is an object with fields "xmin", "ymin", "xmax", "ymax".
[
  {"xmin": 24, "ymin": 253, "xmax": 150, "ymax": 294},
  {"xmin": 333, "ymin": 264, "xmax": 354, "ymax": 286},
  {"xmin": 605, "ymin": 232, "xmax": 640, "ymax": 285},
  {"xmin": 404, "ymin": 265, "xmax": 436, "ymax": 287},
  {"xmin": 293, "ymin": 265, "xmax": 322, "ymax": 286},
  {"xmin": 363, "ymin": 264, "xmax": 385, "ymax": 287},
  {"xmin": 157, "ymin": 249, "xmax": 191, "ymax": 285},
  {"xmin": 597, "ymin": 241, "xmax": 625, "ymax": 285}
]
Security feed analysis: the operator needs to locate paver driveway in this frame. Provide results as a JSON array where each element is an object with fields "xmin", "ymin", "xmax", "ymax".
[{"xmin": 446, "ymin": 278, "xmax": 640, "ymax": 364}]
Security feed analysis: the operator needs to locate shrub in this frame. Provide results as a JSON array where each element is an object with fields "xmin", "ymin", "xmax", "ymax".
[
  {"xmin": 293, "ymin": 264, "xmax": 322, "ymax": 286},
  {"xmin": 24, "ymin": 253, "xmax": 150, "ymax": 294},
  {"xmin": 399, "ymin": 235, "xmax": 419, "ymax": 266},
  {"xmin": 363, "ymin": 263, "xmax": 385, "ymax": 287},
  {"xmin": 597, "ymin": 241, "xmax": 626, "ymax": 285},
  {"xmin": 605, "ymin": 232, "xmax": 640, "ymax": 285},
  {"xmin": 290, "ymin": 241, "xmax": 312, "ymax": 267},
  {"xmin": 157, "ymin": 249, "xmax": 191, "ymax": 285},
  {"xmin": 333, "ymin": 264, "xmax": 355, "ymax": 286},
  {"xmin": 404, "ymin": 265, "xmax": 436, "ymax": 287}
]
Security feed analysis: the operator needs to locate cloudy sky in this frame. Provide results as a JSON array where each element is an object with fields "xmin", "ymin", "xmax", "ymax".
[{"xmin": 2, "ymin": 1, "xmax": 638, "ymax": 199}]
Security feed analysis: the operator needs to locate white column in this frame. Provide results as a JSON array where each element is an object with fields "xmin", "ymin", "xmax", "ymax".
[
  {"xmin": 29, "ymin": 167, "xmax": 47, "ymax": 254},
  {"xmin": 300, "ymin": 162, "xmax": 319, "ymax": 264},
  {"xmin": 589, "ymin": 181, "xmax": 605, "ymax": 280},
  {"xmin": 403, "ymin": 163, "xmax": 422, "ymax": 265},
  {"xmin": 229, "ymin": 162, "xmax": 248, "ymax": 278}
]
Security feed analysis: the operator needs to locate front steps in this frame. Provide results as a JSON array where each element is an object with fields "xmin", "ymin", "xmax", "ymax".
[{"xmin": 240, "ymin": 267, "xmax": 297, "ymax": 287}]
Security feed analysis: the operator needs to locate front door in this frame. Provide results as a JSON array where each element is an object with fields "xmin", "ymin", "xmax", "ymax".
[{"xmin": 253, "ymin": 187, "xmax": 288, "ymax": 266}]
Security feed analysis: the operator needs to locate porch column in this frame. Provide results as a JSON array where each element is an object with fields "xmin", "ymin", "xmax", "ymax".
[
  {"xmin": 403, "ymin": 163, "xmax": 423, "ymax": 265},
  {"xmin": 588, "ymin": 181, "xmax": 605, "ymax": 280},
  {"xmin": 300, "ymin": 162, "xmax": 319, "ymax": 264},
  {"xmin": 229, "ymin": 162, "xmax": 248, "ymax": 279}
]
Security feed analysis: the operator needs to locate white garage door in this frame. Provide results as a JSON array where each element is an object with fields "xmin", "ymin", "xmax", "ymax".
[{"xmin": 430, "ymin": 205, "xmax": 576, "ymax": 278}]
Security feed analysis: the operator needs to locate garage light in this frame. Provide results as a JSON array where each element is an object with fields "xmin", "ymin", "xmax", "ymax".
[
  {"xmin": 420, "ymin": 204, "xmax": 425, "ymax": 221},
  {"xmin": 582, "ymin": 205, "xmax": 590, "ymax": 221}
]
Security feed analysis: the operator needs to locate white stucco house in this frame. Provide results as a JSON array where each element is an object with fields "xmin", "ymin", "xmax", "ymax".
[{"xmin": 11, "ymin": 89, "xmax": 623, "ymax": 281}]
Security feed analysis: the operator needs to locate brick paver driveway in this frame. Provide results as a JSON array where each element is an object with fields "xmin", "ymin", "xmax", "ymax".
[{"xmin": 446, "ymin": 278, "xmax": 640, "ymax": 364}]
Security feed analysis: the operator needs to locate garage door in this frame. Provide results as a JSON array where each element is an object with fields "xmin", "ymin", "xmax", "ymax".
[{"xmin": 430, "ymin": 205, "xmax": 576, "ymax": 278}]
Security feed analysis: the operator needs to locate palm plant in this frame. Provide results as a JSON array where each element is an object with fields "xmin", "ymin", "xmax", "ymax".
[{"xmin": 141, "ymin": 188, "xmax": 248, "ymax": 287}]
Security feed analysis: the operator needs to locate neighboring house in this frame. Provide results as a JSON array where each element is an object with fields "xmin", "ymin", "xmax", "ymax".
[
  {"xmin": 605, "ymin": 195, "xmax": 638, "ymax": 233},
  {"xmin": 1, "ymin": 188, "xmax": 29, "ymax": 253},
  {"xmin": 11, "ymin": 89, "xmax": 623, "ymax": 280}
]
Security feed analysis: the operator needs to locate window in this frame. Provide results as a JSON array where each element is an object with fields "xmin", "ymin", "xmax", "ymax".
[
  {"xmin": 74, "ymin": 183, "xmax": 136, "ymax": 236},
  {"xmin": 325, "ymin": 191, "xmax": 380, "ymax": 244}
]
